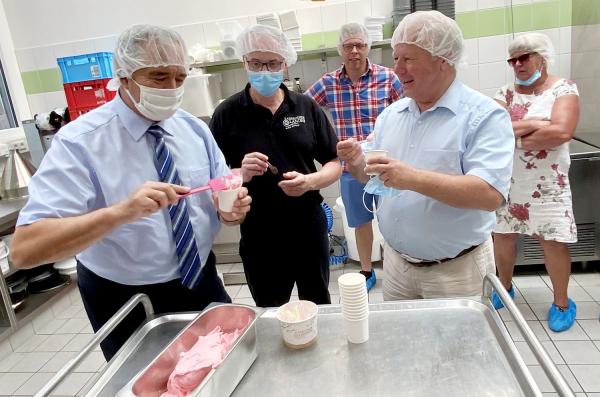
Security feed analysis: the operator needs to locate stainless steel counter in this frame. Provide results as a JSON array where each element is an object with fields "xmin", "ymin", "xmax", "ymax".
[{"xmin": 0, "ymin": 197, "xmax": 26, "ymax": 232}]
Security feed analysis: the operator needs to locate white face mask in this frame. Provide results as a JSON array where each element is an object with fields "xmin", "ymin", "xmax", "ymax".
[{"xmin": 125, "ymin": 79, "xmax": 184, "ymax": 121}]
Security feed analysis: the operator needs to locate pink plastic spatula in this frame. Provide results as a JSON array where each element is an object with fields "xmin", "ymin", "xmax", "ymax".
[{"xmin": 178, "ymin": 174, "xmax": 242, "ymax": 198}]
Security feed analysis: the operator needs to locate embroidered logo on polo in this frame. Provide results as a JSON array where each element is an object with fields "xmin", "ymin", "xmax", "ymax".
[{"xmin": 282, "ymin": 115, "xmax": 306, "ymax": 130}]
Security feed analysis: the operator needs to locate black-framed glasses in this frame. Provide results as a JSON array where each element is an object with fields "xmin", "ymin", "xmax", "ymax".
[
  {"xmin": 507, "ymin": 53, "xmax": 534, "ymax": 67},
  {"xmin": 245, "ymin": 59, "xmax": 285, "ymax": 72},
  {"xmin": 342, "ymin": 43, "xmax": 368, "ymax": 52}
]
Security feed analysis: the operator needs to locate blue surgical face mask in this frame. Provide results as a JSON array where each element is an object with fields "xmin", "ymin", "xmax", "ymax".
[
  {"xmin": 364, "ymin": 176, "xmax": 399, "ymax": 198},
  {"xmin": 515, "ymin": 69, "xmax": 542, "ymax": 86},
  {"xmin": 248, "ymin": 71, "xmax": 284, "ymax": 97}
]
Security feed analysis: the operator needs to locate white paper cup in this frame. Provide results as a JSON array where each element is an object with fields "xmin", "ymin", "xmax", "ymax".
[
  {"xmin": 217, "ymin": 186, "xmax": 242, "ymax": 212},
  {"xmin": 344, "ymin": 317, "xmax": 369, "ymax": 343},
  {"xmin": 363, "ymin": 149, "xmax": 388, "ymax": 175},
  {"xmin": 338, "ymin": 273, "xmax": 366, "ymax": 288},
  {"xmin": 277, "ymin": 300, "xmax": 318, "ymax": 349}
]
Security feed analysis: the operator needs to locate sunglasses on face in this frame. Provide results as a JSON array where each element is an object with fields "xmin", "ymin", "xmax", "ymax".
[{"xmin": 507, "ymin": 53, "xmax": 534, "ymax": 66}]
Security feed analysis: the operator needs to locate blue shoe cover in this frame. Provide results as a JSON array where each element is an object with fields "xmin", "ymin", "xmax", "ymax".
[
  {"xmin": 548, "ymin": 298, "xmax": 576, "ymax": 332},
  {"xmin": 491, "ymin": 285, "xmax": 515, "ymax": 310}
]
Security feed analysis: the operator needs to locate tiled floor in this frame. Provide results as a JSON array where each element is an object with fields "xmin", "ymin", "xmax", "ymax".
[{"xmin": 1, "ymin": 263, "xmax": 599, "ymax": 396}]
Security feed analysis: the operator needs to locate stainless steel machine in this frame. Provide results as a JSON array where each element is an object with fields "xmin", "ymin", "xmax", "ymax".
[{"xmin": 516, "ymin": 134, "xmax": 600, "ymax": 265}]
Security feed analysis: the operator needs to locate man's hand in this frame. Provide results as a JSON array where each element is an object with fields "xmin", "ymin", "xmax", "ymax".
[
  {"xmin": 278, "ymin": 171, "xmax": 314, "ymax": 197},
  {"xmin": 365, "ymin": 157, "xmax": 418, "ymax": 190},
  {"xmin": 215, "ymin": 187, "xmax": 251, "ymax": 224},
  {"xmin": 241, "ymin": 152, "xmax": 269, "ymax": 182},
  {"xmin": 336, "ymin": 138, "xmax": 363, "ymax": 167},
  {"xmin": 113, "ymin": 181, "xmax": 189, "ymax": 223}
]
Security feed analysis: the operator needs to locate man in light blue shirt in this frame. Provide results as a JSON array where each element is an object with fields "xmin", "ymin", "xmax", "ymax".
[
  {"xmin": 10, "ymin": 25, "xmax": 251, "ymax": 360},
  {"xmin": 338, "ymin": 11, "xmax": 514, "ymax": 300}
]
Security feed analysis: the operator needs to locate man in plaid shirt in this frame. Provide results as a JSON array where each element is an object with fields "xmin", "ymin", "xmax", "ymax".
[{"xmin": 306, "ymin": 22, "xmax": 402, "ymax": 291}]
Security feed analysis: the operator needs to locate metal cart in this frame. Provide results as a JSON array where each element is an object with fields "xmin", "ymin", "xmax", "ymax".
[{"xmin": 35, "ymin": 274, "xmax": 575, "ymax": 397}]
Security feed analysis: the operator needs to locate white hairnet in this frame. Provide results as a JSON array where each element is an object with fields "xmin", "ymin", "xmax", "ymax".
[
  {"xmin": 236, "ymin": 24, "xmax": 297, "ymax": 66},
  {"xmin": 337, "ymin": 22, "xmax": 372, "ymax": 56},
  {"xmin": 508, "ymin": 32, "xmax": 555, "ymax": 65},
  {"xmin": 113, "ymin": 24, "xmax": 189, "ymax": 78},
  {"xmin": 391, "ymin": 10, "xmax": 464, "ymax": 66}
]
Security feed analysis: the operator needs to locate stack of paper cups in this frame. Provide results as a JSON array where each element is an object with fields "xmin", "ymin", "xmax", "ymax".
[{"xmin": 338, "ymin": 273, "xmax": 369, "ymax": 343}]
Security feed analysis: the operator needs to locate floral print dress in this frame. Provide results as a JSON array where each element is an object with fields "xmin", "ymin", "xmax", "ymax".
[{"xmin": 494, "ymin": 79, "xmax": 578, "ymax": 242}]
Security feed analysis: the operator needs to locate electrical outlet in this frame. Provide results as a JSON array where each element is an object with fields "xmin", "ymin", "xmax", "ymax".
[{"xmin": 8, "ymin": 138, "xmax": 28, "ymax": 153}]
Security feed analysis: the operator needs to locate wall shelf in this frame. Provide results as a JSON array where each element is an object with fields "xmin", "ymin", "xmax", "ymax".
[{"xmin": 190, "ymin": 39, "xmax": 392, "ymax": 69}]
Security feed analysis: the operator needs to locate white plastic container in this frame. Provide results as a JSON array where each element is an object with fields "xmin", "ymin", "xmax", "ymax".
[
  {"xmin": 276, "ymin": 300, "xmax": 318, "ymax": 349},
  {"xmin": 333, "ymin": 197, "xmax": 383, "ymax": 262}
]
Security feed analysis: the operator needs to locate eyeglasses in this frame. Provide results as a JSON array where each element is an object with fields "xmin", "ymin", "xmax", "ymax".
[
  {"xmin": 507, "ymin": 53, "xmax": 533, "ymax": 67},
  {"xmin": 341, "ymin": 43, "xmax": 368, "ymax": 52},
  {"xmin": 245, "ymin": 59, "xmax": 285, "ymax": 72}
]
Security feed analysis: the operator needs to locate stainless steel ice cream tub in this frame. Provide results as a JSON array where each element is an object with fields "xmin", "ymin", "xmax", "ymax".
[{"xmin": 118, "ymin": 304, "xmax": 260, "ymax": 397}]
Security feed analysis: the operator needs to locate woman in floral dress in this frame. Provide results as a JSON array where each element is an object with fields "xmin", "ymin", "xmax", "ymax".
[{"xmin": 492, "ymin": 33, "xmax": 580, "ymax": 332}]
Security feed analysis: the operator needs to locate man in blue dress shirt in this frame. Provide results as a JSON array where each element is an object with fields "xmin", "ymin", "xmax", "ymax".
[
  {"xmin": 10, "ymin": 25, "xmax": 251, "ymax": 360},
  {"xmin": 337, "ymin": 11, "xmax": 515, "ymax": 300}
]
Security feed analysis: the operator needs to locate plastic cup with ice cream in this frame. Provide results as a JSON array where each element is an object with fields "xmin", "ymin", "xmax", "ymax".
[
  {"xmin": 217, "ymin": 169, "xmax": 243, "ymax": 212},
  {"xmin": 276, "ymin": 300, "xmax": 318, "ymax": 349}
]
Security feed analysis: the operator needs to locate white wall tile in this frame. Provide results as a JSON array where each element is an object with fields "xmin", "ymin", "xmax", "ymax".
[
  {"xmin": 93, "ymin": 35, "xmax": 118, "ymax": 53},
  {"xmin": 202, "ymin": 21, "xmax": 221, "ymax": 48},
  {"xmin": 44, "ymin": 91, "xmax": 68, "ymax": 109},
  {"xmin": 326, "ymin": 54, "xmax": 343, "ymax": 71},
  {"xmin": 511, "ymin": 0, "xmax": 531, "ymax": 4},
  {"xmin": 463, "ymin": 38, "xmax": 479, "ymax": 65},
  {"xmin": 33, "ymin": 46, "xmax": 59, "ymax": 70},
  {"xmin": 15, "ymin": 49, "xmax": 37, "ymax": 72},
  {"xmin": 571, "ymin": 52, "xmax": 595, "ymax": 79},
  {"xmin": 371, "ymin": 0, "xmax": 393, "ymax": 18},
  {"xmin": 173, "ymin": 23, "xmax": 207, "ymax": 49},
  {"xmin": 480, "ymin": 87, "xmax": 499, "ymax": 98},
  {"xmin": 457, "ymin": 64, "xmax": 480, "ymax": 90},
  {"xmin": 477, "ymin": 0, "xmax": 509, "ymax": 10},
  {"xmin": 478, "ymin": 35, "xmax": 510, "ymax": 63},
  {"xmin": 456, "ymin": 0, "xmax": 477, "ymax": 13},
  {"xmin": 571, "ymin": 25, "xmax": 600, "ymax": 53},
  {"xmin": 479, "ymin": 61, "xmax": 508, "ymax": 89},
  {"xmin": 26, "ymin": 93, "xmax": 48, "ymax": 115},
  {"xmin": 296, "ymin": 6, "xmax": 323, "ymax": 35},
  {"xmin": 320, "ymin": 3, "xmax": 346, "ymax": 32},
  {"xmin": 345, "ymin": 0, "xmax": 371, "ymax": 24},
  {"xmin": 559, "ymin": 26, "xmax": 571, "ymax": 55},
  {"xmin": 535, "ymin": 28, "xmax": 560, "ymax": 56}
]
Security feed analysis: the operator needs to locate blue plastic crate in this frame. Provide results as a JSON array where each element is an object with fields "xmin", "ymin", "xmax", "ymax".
[{"xmin": 57, "ymin": 52, "xmax": 114, "ymax": 83}]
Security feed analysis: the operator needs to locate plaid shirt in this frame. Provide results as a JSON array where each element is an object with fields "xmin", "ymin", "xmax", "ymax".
[{"xmin": 306, "ymin": 60, "xmax": 403, "ymax": 142}]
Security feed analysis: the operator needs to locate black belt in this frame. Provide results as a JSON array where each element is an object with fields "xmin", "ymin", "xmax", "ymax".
[{"xmin": 403, "ymin": 244, "xmax": 479, "ymax": 267}]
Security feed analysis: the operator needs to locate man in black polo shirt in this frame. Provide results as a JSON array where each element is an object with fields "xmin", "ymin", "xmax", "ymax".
[{"xmin": 210, "ymin": 25, "xmax": 342, "ymax": 307}]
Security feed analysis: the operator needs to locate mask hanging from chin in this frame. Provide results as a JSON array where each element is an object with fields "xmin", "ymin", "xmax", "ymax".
[
  {"xmin": 124, "ymin": 79, "xmax": 184, "ymax": 121},
  {"xmin": 248, "ymin": 71, "xmax": 284, "ymax": 97},
  {"xmin": 515, "ymin": 69, "xmax": 542, "ymax": 86}
]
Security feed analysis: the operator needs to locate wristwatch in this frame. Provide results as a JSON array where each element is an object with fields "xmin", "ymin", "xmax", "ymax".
[{"xmin": 516, "ymin": 136, "xmax": 523, "ymax": 149}]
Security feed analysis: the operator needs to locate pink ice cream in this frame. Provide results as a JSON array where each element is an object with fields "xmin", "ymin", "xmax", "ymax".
[{"xmin": 160, "ymin": 326, "xmax": 242, "ymax": 397}]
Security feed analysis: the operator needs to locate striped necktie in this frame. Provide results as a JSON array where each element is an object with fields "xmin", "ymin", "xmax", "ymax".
[{"xmin": 146, "ymin": 124, "xmax": 203, "ymax": 289}]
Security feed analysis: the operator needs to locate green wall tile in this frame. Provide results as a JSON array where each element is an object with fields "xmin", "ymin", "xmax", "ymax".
[
  {"xmin": 38, "ymin": 68, "xmax": 63, "ymax": 93},
  {"xmin": 477, "ymin": 8, "xmax": 510, "ymax": 37},
  {"xmin": 512, "ymin": 5, "xmax": 533, "ymax": 32},
  {"xmin": 302, "ymin": 32, "xmax": 325, "ymax": 51},
  {"xmin": 559, "ymin": 0, "xmax": 573, "ymax": 26},
  {"xmin": 383, "ymin": 22, "xmax": 393, "ymax": 39},
  {"xmin": 572, "ymin": 0, "xmax": 600, "ymax": 25},
  {"xmin": 21, "ymin": 71, "xmax": 42, "ymax": 94},
  {"xmin": 456, "ymin": 13, "xmax": 478, "ymax": 39},
  {"xmin": 322, "ymin": 31, "xmax": 338, "ymax": 48},
  {"xmin": 532, "ymin": 1, "xmax": 561, "ymax": 29}
]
